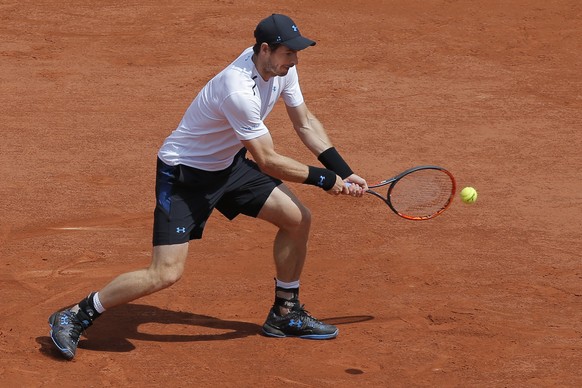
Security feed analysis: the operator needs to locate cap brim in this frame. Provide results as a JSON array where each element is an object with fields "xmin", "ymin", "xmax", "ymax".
[{"xmin": 282, "ymin": 36, "xmax": 316, "ymax": 51}]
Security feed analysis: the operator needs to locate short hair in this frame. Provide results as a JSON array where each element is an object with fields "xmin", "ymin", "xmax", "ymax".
[{"xmin": 252, "ymin": 42, "xmax": 282, "ymax": 55}]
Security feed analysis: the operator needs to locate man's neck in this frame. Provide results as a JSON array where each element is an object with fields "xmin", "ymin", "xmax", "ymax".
[{"xmin": 251, "ymin": 54, "xmax": 271, "ymax": 82}]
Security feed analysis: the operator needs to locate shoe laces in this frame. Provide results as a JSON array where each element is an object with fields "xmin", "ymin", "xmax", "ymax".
[
  {"xmin": 292, "ymin": 304, "xmax": 311, "ymax": 316},
  {"xmin": 61, "ymin": 311, "xmax": 85, "ymax": 340},
  {"xmin": 290, "ymin": 305, "xmax": 320, "ymax": 324}
]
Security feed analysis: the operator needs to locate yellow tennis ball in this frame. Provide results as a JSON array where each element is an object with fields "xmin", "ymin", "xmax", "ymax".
[{"xmin": 460, "ymin": 187, "xmax": 478, "ymax": 204}]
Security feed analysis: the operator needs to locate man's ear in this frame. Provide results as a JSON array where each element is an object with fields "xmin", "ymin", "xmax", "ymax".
[{"xmin": 259, "ymin": 42, "xmax": 270, "ymax": 55}]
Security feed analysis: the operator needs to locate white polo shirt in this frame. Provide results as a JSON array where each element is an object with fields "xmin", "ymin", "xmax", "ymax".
[{"xmin": 158, "ymin": 46, "xmax": 305, "ymax": 171}]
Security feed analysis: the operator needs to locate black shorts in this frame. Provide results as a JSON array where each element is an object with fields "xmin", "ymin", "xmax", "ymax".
[{"xmin": 152, "ymin": 148, "xmax": 282, "ymax": 246}]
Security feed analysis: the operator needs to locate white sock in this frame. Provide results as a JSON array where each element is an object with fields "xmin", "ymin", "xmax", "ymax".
[
  {"xmin": 276, "ymin": 279, "xmax": 300, "ymax": 289},
  {"xmin": 93, "ymin": 292, "xmax": 106, "ymax": 314}
]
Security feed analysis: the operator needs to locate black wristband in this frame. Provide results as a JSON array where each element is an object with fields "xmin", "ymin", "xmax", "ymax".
[
  {"xmin": 317, "ymin": 147, "xmax": 353, "ymax": 179},
  {"xmin": 304, "ymin": 166, "xmax": 336, "ymax": 190}
]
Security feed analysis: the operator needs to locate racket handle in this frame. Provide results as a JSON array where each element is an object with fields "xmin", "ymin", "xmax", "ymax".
[
  {"xmin": 345, "ymin": 182, "xmax": 364, "ymax": 189},
  {"xmin": 345, "ymin": 182, "xmax": 370, "ymax": 193}
]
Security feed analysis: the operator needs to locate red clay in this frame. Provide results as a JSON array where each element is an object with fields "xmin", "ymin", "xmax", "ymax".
[{"xmin": 2, "ymin": 1, "xmax": 581, "ymax": 386}]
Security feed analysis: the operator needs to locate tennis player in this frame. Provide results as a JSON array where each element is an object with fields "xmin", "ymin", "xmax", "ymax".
[{"xmin": 48, "ymin": 13, "xmax": 367, "ymax": 360}]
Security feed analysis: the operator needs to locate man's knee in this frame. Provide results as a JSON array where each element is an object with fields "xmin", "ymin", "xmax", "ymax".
[
  {"xmin": 297, "ymin": 204, "xmax": 312, "ymax": 229},
  {"xmin": 282, "ymin": 203, "xmax": 311, "ymax": 234},
  {"xmin": 259, "ymin": 186, "xmax": 312, "ymax": 232},
  {"xmin": 152, "ymin": 264, "xmax": 183, "ymax": 289},
  {"xmin": 150, "ymin": 244, "xmax": 188, "ymax": 290}
]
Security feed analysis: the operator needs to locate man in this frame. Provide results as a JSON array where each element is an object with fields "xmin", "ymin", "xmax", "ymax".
[{"xmin": 48, "ymin": 13, "xmax": 368, "ymax": 360}]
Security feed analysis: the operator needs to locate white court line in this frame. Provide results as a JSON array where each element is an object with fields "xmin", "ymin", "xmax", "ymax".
[{"xmin": 49, "ymin": 226, "xmax": 124, "ymax": 231}]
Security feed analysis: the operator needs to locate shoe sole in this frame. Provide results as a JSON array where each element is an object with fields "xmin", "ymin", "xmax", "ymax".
[
  {"xmin": 262, "ymin": 325, "xmax": 339, "ymax": 340},
  {"xmin": 48, "ymin": 316, "xmax": 75, "ymax": 360}
]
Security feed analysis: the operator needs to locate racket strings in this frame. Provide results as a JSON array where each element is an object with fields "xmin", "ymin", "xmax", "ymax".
[{"xmin": 389, "ymin": 169, "xmax": 454, "ymax": 219}]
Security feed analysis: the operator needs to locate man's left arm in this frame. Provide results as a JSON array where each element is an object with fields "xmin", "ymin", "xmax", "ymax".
[{"xmin": 286, "ymin": 103, "xmax": 368, "ymax": 194}]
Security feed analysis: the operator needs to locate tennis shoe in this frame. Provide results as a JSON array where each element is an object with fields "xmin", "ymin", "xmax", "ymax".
[
  {"xmin": 48, "ymin": 309, "xmax": 91, "ymax": 360},
  {"xmin": 262, "ymin": 304, "xmax": 338, "ymax": 339}
]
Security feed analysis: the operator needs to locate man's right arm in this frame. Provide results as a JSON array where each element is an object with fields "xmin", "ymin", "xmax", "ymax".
[{"xmin": 242, "ymin": 133, "xmax": 345, "ymax": 195}]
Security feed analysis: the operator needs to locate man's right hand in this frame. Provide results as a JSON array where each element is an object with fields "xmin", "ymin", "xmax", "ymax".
[{"xmin": 327, "ymin": 174, "xmax": 365, "ymax": 196}]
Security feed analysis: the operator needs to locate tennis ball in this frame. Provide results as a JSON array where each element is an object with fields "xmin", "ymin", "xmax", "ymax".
[{"xmin": 460, "ymin": 187, "xmax": 477, "ymax": 204}]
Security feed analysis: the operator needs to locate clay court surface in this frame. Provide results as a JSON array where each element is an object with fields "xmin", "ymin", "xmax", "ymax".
[{"xmin": 1, "ymin": 0, "xmax": 581, "ymax": 386}]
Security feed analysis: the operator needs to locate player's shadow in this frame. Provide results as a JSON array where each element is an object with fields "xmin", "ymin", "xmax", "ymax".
[
  {"xmin": 38, "ymin": 303, "xmax": 261, "ymax": 359},
  {"xmin": 37, "ymin": 303, "xmax": 374, "ymax": 359}
]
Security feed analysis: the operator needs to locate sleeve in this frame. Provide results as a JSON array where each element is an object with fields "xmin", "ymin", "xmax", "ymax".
[
  {"xmin": 281, "ymin": 66, "xmax": 305, "ymax": 108},
  {"xmin": 220, "ymin": 91, "xmax": 269, "ymax": 141}
]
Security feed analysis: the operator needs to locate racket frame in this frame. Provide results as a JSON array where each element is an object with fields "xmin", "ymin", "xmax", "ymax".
[{"xmin": 366, "ymin": 165, "xmax": 456, "ymax": 221}]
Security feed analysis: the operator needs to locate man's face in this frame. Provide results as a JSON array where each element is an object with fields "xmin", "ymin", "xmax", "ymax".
[{"xmin": 265, "ymin": 45, "xmax": 299, "ymax": 77}]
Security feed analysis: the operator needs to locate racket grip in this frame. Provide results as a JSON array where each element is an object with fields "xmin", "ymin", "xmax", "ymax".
[{"xmin": 345, "ymin": 182, "xmax": 369, "ymax": 192}]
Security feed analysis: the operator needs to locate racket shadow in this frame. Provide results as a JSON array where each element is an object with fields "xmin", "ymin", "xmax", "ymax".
[{"xmin": 321, "ymin": 315, "xmax": 374, "ymax": 325}]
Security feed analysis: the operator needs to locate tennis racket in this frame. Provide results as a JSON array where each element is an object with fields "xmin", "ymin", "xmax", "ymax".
[{"xmin": 348, "ymin": 165, "xmax": 456, "ymax": 220}]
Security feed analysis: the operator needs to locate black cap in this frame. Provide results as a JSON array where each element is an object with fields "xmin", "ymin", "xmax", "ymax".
[{"xmin": 254, "ymin": 14, "xmax": 316, "ymax": 51}]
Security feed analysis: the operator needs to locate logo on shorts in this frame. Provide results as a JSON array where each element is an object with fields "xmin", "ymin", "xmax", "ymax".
[{"xmin": 176, "ymin": 227, "xmax": 186, "ymax": 233}]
